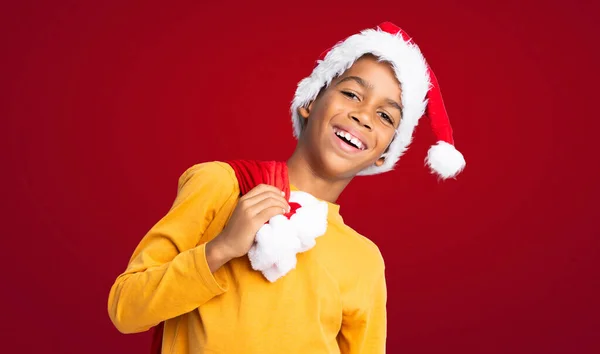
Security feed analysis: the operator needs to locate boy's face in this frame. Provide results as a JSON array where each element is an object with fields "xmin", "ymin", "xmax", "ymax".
[{"xmin": 298, "ymin": 55, "xmax": 402, "ymax": 179}]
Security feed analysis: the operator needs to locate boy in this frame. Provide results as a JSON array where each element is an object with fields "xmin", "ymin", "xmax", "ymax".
[{"xmin": 108, "ymin": 22, "xmax": 465, "ymax": 353}]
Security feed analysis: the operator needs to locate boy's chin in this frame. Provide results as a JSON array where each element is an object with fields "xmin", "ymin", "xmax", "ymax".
[{"xmin": 319, "ymin": 153, "xmax": 374, "ymax": 179}]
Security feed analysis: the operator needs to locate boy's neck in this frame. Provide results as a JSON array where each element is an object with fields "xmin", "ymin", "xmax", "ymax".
[{"xmin": 286, "ymin": 153, "xmax": 352, "ymax": 204}]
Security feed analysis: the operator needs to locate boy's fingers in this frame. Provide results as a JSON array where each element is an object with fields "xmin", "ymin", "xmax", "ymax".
[
  {"xmin": 242, "ymin": 191, "xmax": 289, "ymax": 210},
  {"xmin": 242, "ymin": 184, "xmax": 285, "ymax": 200},
  {"xmin": 247, "ymin": 197, "xmax": 289, "ymax": 217},
  {"xmin": 255, "ymin": 206, "xmax": 287, "ymax": 224}
]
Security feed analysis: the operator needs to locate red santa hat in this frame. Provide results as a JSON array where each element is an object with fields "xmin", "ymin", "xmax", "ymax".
[{"xmin": 291, "ymin": 21, "xmax": 466, "ymax": 179}]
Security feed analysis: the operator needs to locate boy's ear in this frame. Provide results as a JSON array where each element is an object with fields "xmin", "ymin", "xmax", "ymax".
[
  {"xmin": 298, "ymin": 101, "xmax": 314, "ymax": 119},
  {"xmin": 375, "ymin": 157, "xmax": 385, "ymax": 167}
]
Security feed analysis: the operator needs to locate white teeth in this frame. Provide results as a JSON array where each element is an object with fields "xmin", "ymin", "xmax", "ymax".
[{"xmin": 334, "ymin": 128, "xmax": 365, "ymax": 150}]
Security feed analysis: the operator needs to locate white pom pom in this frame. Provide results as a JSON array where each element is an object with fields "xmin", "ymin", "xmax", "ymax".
[{"xmin": 425, "ymin": 141, "xmax": 466, "ymax": 179}]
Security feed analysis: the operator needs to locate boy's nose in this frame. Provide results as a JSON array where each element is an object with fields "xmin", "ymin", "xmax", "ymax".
[{"xmin": 350, "ymin": 112, "xmax": 372, "ymax": 130}]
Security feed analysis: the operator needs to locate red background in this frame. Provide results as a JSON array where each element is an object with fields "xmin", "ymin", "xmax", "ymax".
[{"xmin": 2, "ymin": 1, "xmax": 599, "ymax": 353}]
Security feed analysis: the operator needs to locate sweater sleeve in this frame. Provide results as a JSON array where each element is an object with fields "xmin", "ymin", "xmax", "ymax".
[
  {"xmin": 338, "ymin": 269, "xmax": 388, "ymax": 353},
  {"xmin": 107, "ymin": 162, "xmax": 238, "ymax": 334}
]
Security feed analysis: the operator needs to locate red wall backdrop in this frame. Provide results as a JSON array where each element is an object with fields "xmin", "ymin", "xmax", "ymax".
[{"xmin": 2, "ymin": 1, "xmax": 599, "ymax": 353}]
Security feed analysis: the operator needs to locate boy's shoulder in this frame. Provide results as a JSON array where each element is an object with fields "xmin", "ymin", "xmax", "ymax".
[
  {"xmin": 178, "ymin": 161, "xmax": 236, "ymax": 186},
  {"xmin": 333, "ymin": 222, "xmax": 385, "ymax": 271},
  {"xmin": 175, "ymin": 161, "xmax": 239, "ymax": 198}
]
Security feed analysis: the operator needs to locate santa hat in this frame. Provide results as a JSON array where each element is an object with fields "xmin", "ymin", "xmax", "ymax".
[{"xmin": 291, "ymin": 22, "xmax": 466, "ymax": 179}]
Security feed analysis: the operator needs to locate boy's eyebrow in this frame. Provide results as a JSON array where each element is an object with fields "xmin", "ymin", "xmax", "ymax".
[
  {"xmin": 385, "ymin": 98, "xmax": 403, "ymax": 115},
  {"xmin": 336, "ymin": 75, "xmax": 374, "ymax": 89},
  {"xmin": 337, "ymin": 75, "xmax": 403, "ymax": 115}
]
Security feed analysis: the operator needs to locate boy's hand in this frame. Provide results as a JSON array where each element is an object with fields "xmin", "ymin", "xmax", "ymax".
[{"xmin": 206, "ymin": 184, "xmax": 290, "ymax": 269}]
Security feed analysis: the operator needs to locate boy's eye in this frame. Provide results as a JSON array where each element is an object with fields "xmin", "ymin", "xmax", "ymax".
[
  {"xmin": 341, "ymin": 91, "xmax": 359, "ymax": 100},
  {"xmin": 378, "ymin": 112, "xmax": 394, "ymax": 125}
]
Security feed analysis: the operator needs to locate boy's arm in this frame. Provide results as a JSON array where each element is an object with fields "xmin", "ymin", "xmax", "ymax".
[
  {"xmin": 338, "ymin": 269, "xmax": 388, "ymax": 353},
  {"xmin": 107, "ymin": 162, "xmax": 237, "ymax": 334}
]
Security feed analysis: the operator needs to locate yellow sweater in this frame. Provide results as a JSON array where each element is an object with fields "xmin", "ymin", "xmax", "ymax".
[{"xmin": 108, "ymin": 162, "xmax": 387, "ymax": 353}]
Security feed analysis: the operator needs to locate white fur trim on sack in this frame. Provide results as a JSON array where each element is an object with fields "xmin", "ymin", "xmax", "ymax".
[{"xmin": 247, "ymin": 191, "xmax": 328, "ymax": 282}]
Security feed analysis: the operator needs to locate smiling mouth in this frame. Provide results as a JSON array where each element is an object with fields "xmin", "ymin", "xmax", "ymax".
[{"xmin": 333, "ymin": 127, "xmax": 366, "ymax": 150}]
